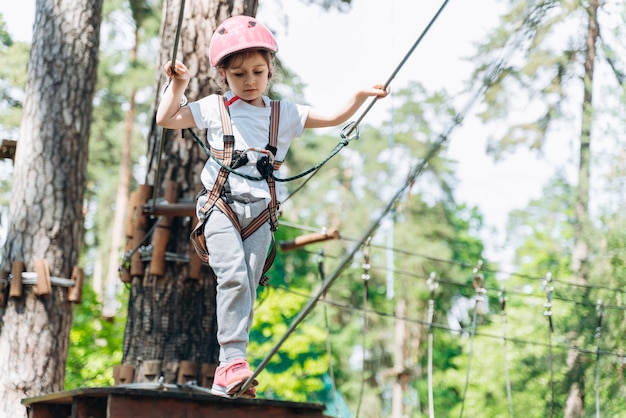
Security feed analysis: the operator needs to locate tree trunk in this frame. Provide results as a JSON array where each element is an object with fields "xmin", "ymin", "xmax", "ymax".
[
  {"xmin": 565, "ymin": 0, "xmax": 598, "ymax": 416},
  {"xmin": 121, "ymin": 0, "xmax": 258, "ymax": 383},
  {"xmin": 0, "ymin": 0, "xmax": 102, "ymax": 416}
]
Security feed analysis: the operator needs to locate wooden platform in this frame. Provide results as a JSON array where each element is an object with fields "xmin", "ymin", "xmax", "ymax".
[{"xmin": 22, "ymin": 384, "xmax": 328, "ymax": 418}]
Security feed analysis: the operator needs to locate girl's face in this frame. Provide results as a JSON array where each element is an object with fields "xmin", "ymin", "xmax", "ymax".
[{"xmin": 222, "ymin": 51, "xmax": 270, "ymax": 107}]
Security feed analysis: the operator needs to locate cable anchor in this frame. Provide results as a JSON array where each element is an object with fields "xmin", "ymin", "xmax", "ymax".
[
  {"xmin": 472, "ymin": 260, "xmax": 487, "ymax": 314},
  {"xmin": 543, "ymin": 272, "xmax": 554, "ymax": 333},
  {"xmin": 427, "ymin": 272, "xmax": 438, "ymax": 330}
]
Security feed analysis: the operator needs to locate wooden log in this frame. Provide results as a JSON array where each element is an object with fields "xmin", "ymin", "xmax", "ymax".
[
  {"xmin": 33, "ymin": 259, "xmax": 52, "ymax": 296},
  {"xmin": 119, "ymin": 191, "xmax": 138, "ymax": 283},
  {"xmin": 125, "ymin": 191, "xmax": 138, "ymax": 241},
  {"xmin": 113, "ymin": 365, "xmax": 135, "ymax": 385},
  {"xmin": 130, "ymin": 184, "xmax": 153, "ymax": 278},
  {"xmin": 68, "ymin": 266, "xmax": 84, "ymax": 304},
  {"xmin": 10, "ymin": 261, "xmax": 24, "ymax": 298},
  {"xmin": 143, "ymin": 202, "xmax": 195, "ymax": 218},
  {"xmin": 188, "ymin": 251, "xmax": 203, "ymax": 281},
  {"xmin": 136, "ymin": 360, "xmax": 161, "ymax": 383},
  {"xmin": 279, "ymin": 229, "xmax": 340, "ymax": 252},
  {"xmin": 200, "ymin": 363, "xmax": 217, "ymax": 388},
  {"xmin": 149, "ymin": 181, "xmax": 177, "ymax": 277},
  {"xmin": 177, "ymin": 361, "xmax": 198, "ymax": 385}
]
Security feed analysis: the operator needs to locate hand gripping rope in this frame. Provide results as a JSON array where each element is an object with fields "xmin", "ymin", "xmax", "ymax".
[
  {"xmin": 184, "ymin": 0, "xmax": 453, "ymax": 204},
  {"xmin": 152, "ymin": 0, "xmax": 186, "ymax": 206}
]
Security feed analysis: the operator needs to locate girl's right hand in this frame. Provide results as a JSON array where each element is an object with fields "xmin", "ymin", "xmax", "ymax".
[{"xmin": 164, "ymin": 60, "xmax": 190, "ymax": 80}]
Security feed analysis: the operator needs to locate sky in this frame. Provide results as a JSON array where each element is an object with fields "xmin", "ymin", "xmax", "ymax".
[{"xmin": 0, "ymin": 1, "xmax": 557, "ymax": 272}]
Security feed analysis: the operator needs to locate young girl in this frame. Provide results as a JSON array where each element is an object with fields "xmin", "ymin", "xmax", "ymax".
[{"xmin": 156, "ymin": 15, "xmax": 389, "ymax": 398}]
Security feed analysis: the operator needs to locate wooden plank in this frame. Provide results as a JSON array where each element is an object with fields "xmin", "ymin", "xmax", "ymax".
[
  {"xmin": 27, "ymin": 403, "xmax": 71, "ymax": 418},
  {"xmin": 73, "ymin": 396, "xmax": 107, "ymax": 418},
  {"xmin": 23, "ymin": 387, "xmax": 328, "ymax": 418},
  {"xmin": 107, "ymin": 394, "xmax": 325, "ymax": 418}
]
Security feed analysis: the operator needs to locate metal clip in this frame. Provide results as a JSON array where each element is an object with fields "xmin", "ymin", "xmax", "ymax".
[
  {"xmin": 340, "ymin": 121, "xmax": 360, "ymax": 143},
  {"xmin": 361, "ymin": 237, "xmax": 372, "ymax": 282},
  {"xmin": 543, "ymin": 272, "xmax": 554, "ymax": 332}
]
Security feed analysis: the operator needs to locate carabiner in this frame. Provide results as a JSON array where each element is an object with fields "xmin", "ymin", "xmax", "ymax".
[{"xmin": 340, "ymin": 121, "xmax": 360, "ymax": 143}]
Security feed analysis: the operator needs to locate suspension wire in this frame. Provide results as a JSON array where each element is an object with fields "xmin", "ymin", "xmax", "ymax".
[
  {"xmin": 594, "ymin": 299, "xmax": 604, "ymax": 418},
  {"xmin": 267, "ymin": 283, "xmax": 626, "ymax": 359},
  {"xmin": 355, "ymin": 238, "xmax": 371, "ymax": 418},
  {"xmin": 459, "ymin": 261, "xmax": 486, "ymax": 418},
  {"xmin": 317, "ymin": 250, "xmax": 342, "ymax": 418},
  {"xmin": 426, "ymin": 273, "xmax": 438, "ymax": 418},
  {"xmin": 282, "ymin": 222, "xmax": 626, "ymax": 307},
  {"xmin": 598, "ymin": 33, "xmax": 625, "ymax": 88},
  {"xmin": 499, "ymin": 287, "xmax": 515, "ymax": 418},
  {"xmin": 292, "ymin": 243, "xmax": 626, "ymax": 320},
  {"xmin": 120, "ymin": 217, "xmax": 163, "ymax": 267},
  {"xmin": 152, "ymin": 0, "xmax": 186, "ymax": 206},
  {"xmin": 344, "ymin": 0, "xmax": 452, "ymax": 139},
  {"xmin": 543, "ymin": 273, "xmax": 556, "ymax": 418}
]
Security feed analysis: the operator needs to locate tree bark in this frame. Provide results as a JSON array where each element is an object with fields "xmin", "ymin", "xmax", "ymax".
[
  {"xmin": 121, "ymin": 0, "xmax": 258, "ymax": 383},
  {"xmin": 0, "ymin": 0, "xmax": 103, "ymax": 416},
  {"xmin": 565, "ymin": 1, "xmax": 598, "ymax": 416}
]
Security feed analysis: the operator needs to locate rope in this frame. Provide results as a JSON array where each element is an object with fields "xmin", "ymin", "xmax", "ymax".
[
  {"xmin": 544, "ymin": 273, "xmax": 556, "ymax": 418},
  {"xmin": 185, "ymin": 127, "xmax": 350, "ymax": 184},
  {"xmin": 119, "ymin": 217, "xmax": 163, "ymax": 269},
  {"xmin": 317, "ymin": 251, "xmax": 342, "ymax": 418},
  {"xmin": 152, "ymin": 0, "xmax": 186, "ymax": 206},
  {"xmin": 355, "ymin": 238, "xmax": 371, "ymax": 418},
  {"xmin": 280, "ymin": 220, "xmax": 626, "ymax": 302},
  {"xmin": 344, "ymin": 0, "xmax": 452, "ymax": 139},
  {"xmin": 459, "ymin": 262, "xmax": 486, "ymax": 418},
  {"xmin": 3, "ymin": 273, "xmax": 75, "ymax": 288},
  {"xmin": 594, "ymin": 300, "xmax": 604, "ymax": 418},
  {"xmin": 426, "ymin": 273, "xmax": 438, "ymax": 418},
  {"xmin": 499, "ymin": 288, "xmax": 515, "ymax": 418},
  {"xmin": 270, "ymin": 281, "xmax": 626, "ymax": 359}
]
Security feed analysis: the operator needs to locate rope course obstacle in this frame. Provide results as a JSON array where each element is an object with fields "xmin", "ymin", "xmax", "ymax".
[
  {"xmin": 266, "ymin": 224, "xmax": 626, "ymax": 417},
  {"xmin": 110, "ymin": 0, "xmax": 626, "ymax": 415}
]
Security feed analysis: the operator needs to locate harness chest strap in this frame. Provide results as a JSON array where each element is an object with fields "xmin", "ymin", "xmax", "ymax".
[{"xmin": 190, "ymin": 97, "xmax": 281, "ymax": 281}]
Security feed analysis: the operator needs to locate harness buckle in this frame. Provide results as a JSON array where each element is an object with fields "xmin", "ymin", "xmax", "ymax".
[{"xmin": 256, "ymin": 155, "xmax": 274, "ymax": 178}]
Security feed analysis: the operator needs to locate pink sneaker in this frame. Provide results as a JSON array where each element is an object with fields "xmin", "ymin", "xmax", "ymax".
[{"xmin": 211, "ymin": 360, "xmax": 258, "ymax": 398}]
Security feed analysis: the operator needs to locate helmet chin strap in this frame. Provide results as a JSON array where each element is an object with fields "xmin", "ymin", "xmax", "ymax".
[
  {"xmin": 225, "ymin": 95, "xmax": 266, "ymax": 107},
  {"xmin": 224, "ymin": 95, "xmax": 240, "ymax": 107}
]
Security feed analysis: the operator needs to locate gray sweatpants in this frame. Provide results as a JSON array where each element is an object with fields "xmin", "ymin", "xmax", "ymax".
[{"xmin": 203, "ymin": 198, "xmax": 272, "ymax": 365}]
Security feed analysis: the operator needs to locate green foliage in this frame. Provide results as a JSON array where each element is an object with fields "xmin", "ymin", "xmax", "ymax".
[
  {"xmin": 66, "ymin": 284, "xmax": 127, "ymax": 389},
  {"xmin": 471, "ymin": 0, "xmax": 584, "ymax": 159},
  {"xmin": 249, "ymin": 286, "xmax": 328, "ymax": 402}
]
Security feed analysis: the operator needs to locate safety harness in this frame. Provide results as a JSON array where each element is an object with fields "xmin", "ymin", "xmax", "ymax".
[{"xmin": 190, "ymin": 96, "xmax": 281, "ymax": 285}]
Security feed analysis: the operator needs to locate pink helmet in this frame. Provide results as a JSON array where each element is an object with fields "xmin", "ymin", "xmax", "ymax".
[{"xmin": 208, "ymin": 15, "xmax": 278, "ymax": 67}]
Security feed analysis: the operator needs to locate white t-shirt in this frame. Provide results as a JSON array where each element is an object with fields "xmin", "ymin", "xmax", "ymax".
[{"xmin": 188, "ymin": 91, "xmax": 310, "ymax": 205}]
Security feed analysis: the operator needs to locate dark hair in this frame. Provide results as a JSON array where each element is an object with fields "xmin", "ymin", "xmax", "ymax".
[{"xmin": 216, "ymin": 49, "xmax": 279, "ymax": 91}]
